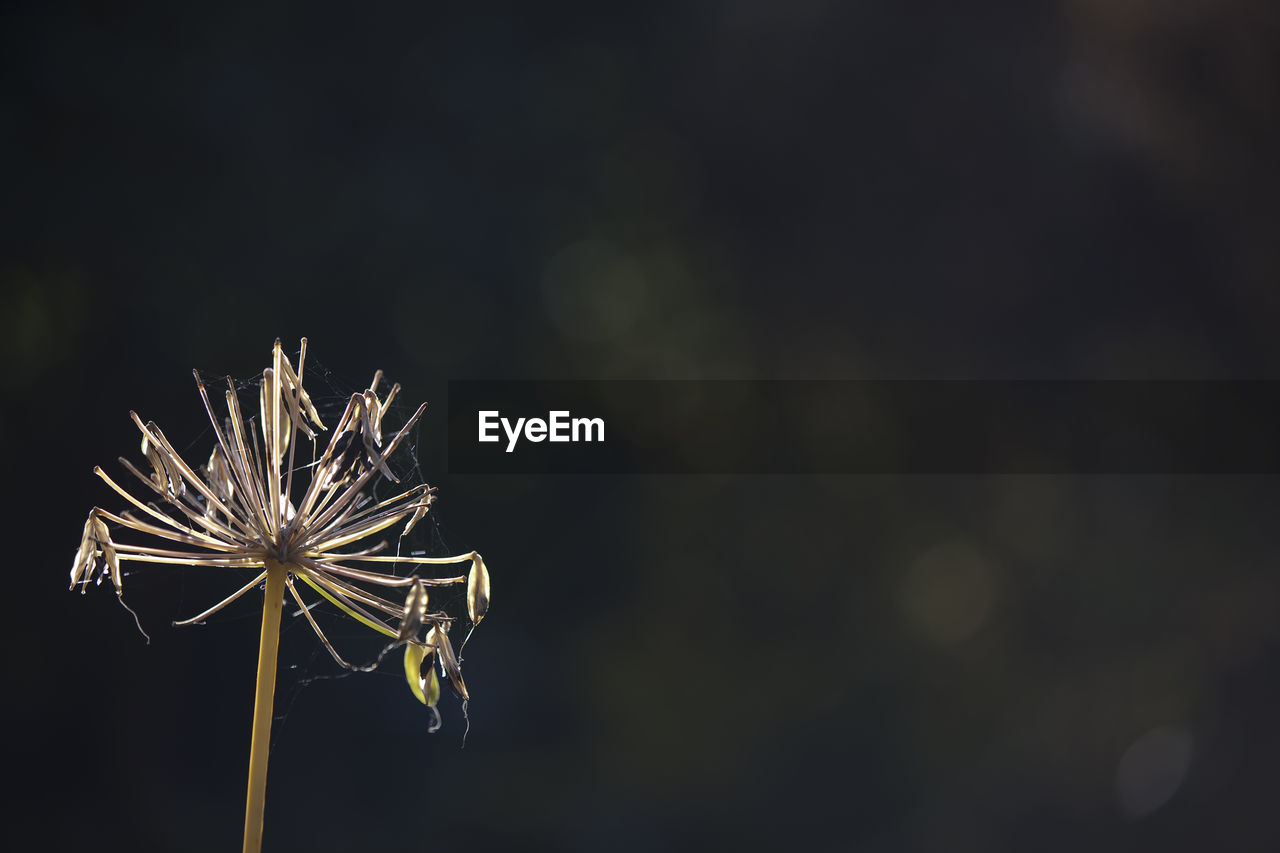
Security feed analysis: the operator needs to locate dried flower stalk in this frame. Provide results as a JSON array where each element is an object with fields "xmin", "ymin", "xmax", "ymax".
[{"xmin": 69, "ymin": 339, "xmax": 491, "ymax": 853}]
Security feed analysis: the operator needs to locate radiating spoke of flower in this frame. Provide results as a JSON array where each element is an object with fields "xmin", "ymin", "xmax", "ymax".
[{"xmin": 69, "ymin": 338, "xmax": 490, "ymax": 712}]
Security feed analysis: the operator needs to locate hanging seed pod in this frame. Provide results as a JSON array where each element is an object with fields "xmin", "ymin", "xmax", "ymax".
[
  {"xmin": 424, "ymin": 664, "xmax": 440, "ymax": 707},
  {"xmin": 400, "ymin": 490, "xmax": 435, "ymax": 537},
  {"xmin": 432, "ymin": 624, "xmax": 469, "ymax": 701},
  {"xmin": 467, "ymin": 553, "xmax": 490, "ymax": 626},
  {"xmin": 259, "ymin": 368, "xmax": 292, "ymax": 461},
  {"xmin": 91, "ymin": 514, "xmax": 122, "ymax": 594},
  {"xmin": 403, "ymin": 642, "xmax": 437, "ymax": 705},
  {"xmin": 70, "ymin": 513, "xmax": 100, "ymax": 590},
  {"xmin": 317, "ymin": 427, "xmax": 360, "ymax": 490},
  {"xmin": 276, "ymin": 344, "xmax": 324, "ymax": 437},
  {"xmin": 146, "ymin": 424, "xmax": 188, "ymax": 499},
  {"xmin": 71, "ymin": 512, "xmax": 120, "ymax": 593},
  {"xmin": 397, "ymin": 579, "xmax": 429, "ymax": 643},
  {"xmin": 204, "ymin": 445, "xmax": 236, "ymax": 508}
]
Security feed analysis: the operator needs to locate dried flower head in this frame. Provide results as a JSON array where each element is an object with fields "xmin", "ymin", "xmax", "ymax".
[{"xmin": 70, "ymin": 338, "xmax": 490, "ymax": 712}]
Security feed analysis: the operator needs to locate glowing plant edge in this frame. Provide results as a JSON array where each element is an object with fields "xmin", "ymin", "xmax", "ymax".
[{"xmin": 68, "ymin": 339, "xmax": 491, "ymax": 853}]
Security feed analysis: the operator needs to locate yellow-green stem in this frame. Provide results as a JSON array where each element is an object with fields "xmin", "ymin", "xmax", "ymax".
[{"xmin": 243, "ymin": 561, "xmax": 286, "ymax": 853}]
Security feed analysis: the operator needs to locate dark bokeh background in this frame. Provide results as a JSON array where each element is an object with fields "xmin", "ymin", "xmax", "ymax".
[{"xmin": 4, "ymin": 2, "xmax": 1279, "ymax": 850}]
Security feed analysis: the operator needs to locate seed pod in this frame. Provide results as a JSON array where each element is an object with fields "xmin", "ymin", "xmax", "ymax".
[
  {"xmin": 276, "ymin": 348, "xmax": 324, "ymax": 436},
  {"xmin": 397, "ymin": 579, "xmax": 429, "ymax": 643},
  {"xmin": 145, "ymin": 424, "xmax": 186, "ymax": 498},
  {"xmin": 317, "ymin": 428, "xmax": 361, "ymax": 490},
  {"xmin": 467, "ymin": 553, "xmax": 490, "ymax": 626},
  {"xmin": 400, "ymin": 493, "xmax": 434, "ymax": 537},
  {"xmin": 205, "ymin": 445, "xmax": 235, "ymax": 507},
  {"xmin": 425, "ymin": 665, "xmax": 440, "ymax": 707},
  {"xmin": 91, "ymin": 515, "xmax": 122, "ymax": 594},
  {"xmin": 432, "ymin": 624, "xmax": 469, "ymax": 701},
  {"xmin": 260, "ymin": 368, "xmax": 292, "ymax": 458},
  {"xmin": 70, "ymin": 514, "xmax": 99, "ymax": 590},
  {"xmin": 362, "ymin": 390, "xmax": 385, "ymax": 445},
  {"xmin": 403, "ymin": 642, "xmax": 435, "ymax": 705},
  {"xmin": 140, "ymin": 434, "xmax": 176, "ymax": 496}
]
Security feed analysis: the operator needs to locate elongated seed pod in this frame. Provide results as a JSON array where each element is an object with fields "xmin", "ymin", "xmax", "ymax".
[
  {"xmin": 433, "ymin": 624, "xmax": 469, "ymax": 701},
  {"xmin": 397, "ymin": 579, "xmax": 429, "ymax": 643},
  {"xmin": 403, "ymin": 643, "xmax": 432, "ymax": 704},
  {"xmin": 467, "ymin": 553, "xmax": 490, "ymax": 626},
  {"xmin": 91, "ymin": 515, "xmax": 122, "ymax": 594},
  {"xmin": 70, "ymin": 515, "xmax": 98, "ymax": 590}
]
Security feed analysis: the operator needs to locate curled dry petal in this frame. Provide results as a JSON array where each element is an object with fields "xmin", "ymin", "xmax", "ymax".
[{"xmin": 467, "ymin": 553, "xmax": 490, "ymax": 626}]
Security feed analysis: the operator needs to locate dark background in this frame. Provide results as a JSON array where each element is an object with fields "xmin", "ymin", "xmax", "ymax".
[{"xmin": 3, "ymin": 2, "xmax": 1279, "ymax": 851}]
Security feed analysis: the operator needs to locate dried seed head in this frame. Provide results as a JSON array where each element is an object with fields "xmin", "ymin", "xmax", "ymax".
[{"xmin": 70, "ymin": 339, "xmax": 491, "ymax": 729}]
